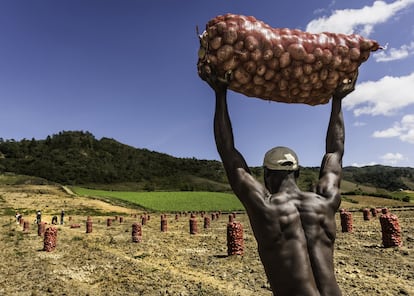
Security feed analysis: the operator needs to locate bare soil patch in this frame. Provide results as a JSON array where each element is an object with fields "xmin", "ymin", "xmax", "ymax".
[{"xmin": 0, "ymin": 185, "xmax": 413, "ymax": 295}]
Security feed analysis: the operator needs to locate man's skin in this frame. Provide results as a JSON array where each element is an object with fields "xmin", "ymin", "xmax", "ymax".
[{"xmin": 205, "ymin": 70, "xmax": 357, "ymax": 296}]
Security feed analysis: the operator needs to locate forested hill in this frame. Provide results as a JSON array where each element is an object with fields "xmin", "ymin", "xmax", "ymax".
[
  {"xmin": 342, "ymin": 165, "xmax": 414, "ymax": 192},
  {"xmin": 0, "ymin": 131, "xmax": 228, "ymax": 190},
  {"xmin": 0, "ymin": 130, "xmax": 413, "ymax": 192}
]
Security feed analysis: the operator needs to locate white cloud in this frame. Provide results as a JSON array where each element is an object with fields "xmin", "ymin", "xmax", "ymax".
[
  {"xmin": 350, "ymin": 161, "xmax": 378, "ymax": 167},
  {"xmin": 353, "ymin": 121, "xmax": 367, "ymax": 127},
  {"xmin": 343, "ymin": 72, "xmax": 414, "ymax": 116},
  {"xmin": 372, "ymin": 114, "xmax": 414, "ymax": 143},
  {"xmin": 306, "ymin": 0, "xmax": 414, "ymax": 35},
  {"xmin": 313, "ymin": 0, "xmax": 337, "ymax": 15},
  {"xmin": 380, "ymin": 152, "xmax": 405, "ymax": 164},
  {"xmin": 400, "ymin": 114, "xmax": 414, "ymax": 143},
  {"xmin": 372, "ymin": 124, "xmax": 402, "ymax": 138},
  {"xmin": 374, "ymin": 41, "xmax": 414, "ymax": 62}
]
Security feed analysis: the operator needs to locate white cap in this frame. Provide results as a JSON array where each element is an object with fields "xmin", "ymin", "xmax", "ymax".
[{"xmin": 263, "ymin": 146, "xmax": 299, "ymax": 171}]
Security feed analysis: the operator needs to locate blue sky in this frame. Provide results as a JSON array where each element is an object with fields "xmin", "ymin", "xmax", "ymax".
[{"xmin": 1, "ymin": 0, "xmax": 413, "ymax": 168}]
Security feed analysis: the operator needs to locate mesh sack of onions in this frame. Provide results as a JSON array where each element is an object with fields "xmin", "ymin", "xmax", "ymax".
[{"xmin": 197, "ymin": 14, "xmax": 380, "ymax": 105}]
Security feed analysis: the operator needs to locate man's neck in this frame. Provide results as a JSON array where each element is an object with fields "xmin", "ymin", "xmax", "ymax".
[{"xmin": 270, "ymin": 173, "xmax": 299, "ymax": 194}]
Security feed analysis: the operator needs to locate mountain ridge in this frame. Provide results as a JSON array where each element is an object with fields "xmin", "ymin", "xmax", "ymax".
[{"xmin": 1, "ymin": 130, "xmax": 413, "ymax": 192}]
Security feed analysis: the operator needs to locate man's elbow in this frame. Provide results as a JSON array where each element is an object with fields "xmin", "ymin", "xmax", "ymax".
[{"xmin": 317, "ymin": 174, "xmax": 341, "ymax": 197}]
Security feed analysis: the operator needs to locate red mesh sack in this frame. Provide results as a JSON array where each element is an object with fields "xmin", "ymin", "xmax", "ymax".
[{"xmin": 198, "ymin": 14, "xmax": 380, "ymax": 105}]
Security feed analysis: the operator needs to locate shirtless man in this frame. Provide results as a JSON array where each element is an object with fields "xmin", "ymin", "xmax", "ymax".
[{"xmin": 204, "ymin": 70, "xmax": 357, "ymax": 295}]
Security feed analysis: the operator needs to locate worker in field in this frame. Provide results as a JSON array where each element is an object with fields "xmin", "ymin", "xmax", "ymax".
[
  {"xmin": 15, "ymin": 212, "xmax": 22, "ymax": 224},
  {"xmin": 60, "ymin": 209, "xmax": 65, "ymax": 225},
  {"xmin": 36, "ymin": 210, "xmax": 42, "ymax": 224},
  {"xmin": 204, "ymin": 69, "xmax": 357, "ymax": 295}
]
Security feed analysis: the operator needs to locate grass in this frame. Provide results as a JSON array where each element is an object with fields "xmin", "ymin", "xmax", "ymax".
[
  {"xmin": 0, "ymin": 173, "xmax": 50, "ymax": 185},
  {"xmin": 70, "ymin": 187, "xmax": 244, "ymax": 212},
  {"xmin": 390, "ymin": 190, "xmax": 414, "ymax": 202},
  {"xmin": 71, "ymin": 186, "xmax": 413, "ymax": 213}
]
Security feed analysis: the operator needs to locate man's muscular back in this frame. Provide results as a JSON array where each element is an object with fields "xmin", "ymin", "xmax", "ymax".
[
  {"xmin": 239, "ymin": 171, "xmax": 340, "ymax": 295},
  {"xmin": 250, "ymin": 191, "xmax": 319, "ymax": 295},
  {"xmin": 298, "ymin": 191, "xmax": 341, "ymax": 295}
]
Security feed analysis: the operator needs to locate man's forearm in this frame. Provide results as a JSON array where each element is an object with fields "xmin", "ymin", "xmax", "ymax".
[
  {"xmin": 326, "ymin": 97, "xmax": 344, "ymax": 157},
  {"xmin": 214, "ymin": 88, "xmax": 234, "ymax": 156},
  {"xmin": 213, "ymin": 88, "xmax": 250, "ymax": 174},
  {"xmin": 326, "ymin": 72, "xmax": 358, "ymax": 156}
]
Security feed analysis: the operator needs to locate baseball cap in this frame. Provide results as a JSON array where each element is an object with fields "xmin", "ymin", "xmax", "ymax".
[{"xmin": 263, "ymin": 146, "xmax": 299, "ymax": 171}]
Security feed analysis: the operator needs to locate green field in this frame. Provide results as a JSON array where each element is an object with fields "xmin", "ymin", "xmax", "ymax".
[{"xmin": 71, "ymin": 187, "xmax": 244, "ymax": 212}]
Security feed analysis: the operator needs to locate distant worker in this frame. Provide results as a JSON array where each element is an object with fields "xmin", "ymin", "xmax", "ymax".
[
  {"xmin": 51, "ymin": 215, "xmax": 58, "ymax": 225},
  {"xmin": 205, "ymin": 69, "xmax": 357, "ymax": 295},
  {"xmin": 36, "ymin": 210, "xmax": 42, "ymax": 224},
  {"xmin": 15, "ymin": 212, "xmax": 22, "ymax": 224},
  {"xmin": 60, "ymin": 209, "xmax": 65, "ymax": 225}
]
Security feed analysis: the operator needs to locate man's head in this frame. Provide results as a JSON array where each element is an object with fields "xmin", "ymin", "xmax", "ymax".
[
  {"xmin": 263, "ymin": 146, "xmax": 299, "ymax": 171},
  {"xmin": 263, "ymin": 147, "xmax": 300, "ymax": 192}
]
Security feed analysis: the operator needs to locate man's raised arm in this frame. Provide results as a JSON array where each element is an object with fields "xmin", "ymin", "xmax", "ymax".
[
  {"xmin": 200, "ymin": 65, "xmax": 266, "ymax": 209},
  {"xmin": 213, "ymin": 85, "xmax": 251, "ymax": 189},
  {"xmin": 317, "ymin": 72, "xmax": 358, "ymax": 207}
]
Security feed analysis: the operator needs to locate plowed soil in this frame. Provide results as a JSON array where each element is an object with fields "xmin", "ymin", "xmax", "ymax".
[{"xmin": 0, "ymin": 185, "xmax": 413, "ymax": 296}]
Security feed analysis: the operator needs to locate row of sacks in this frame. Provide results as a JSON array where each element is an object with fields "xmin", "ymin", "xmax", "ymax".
[{"xmin": 340, "ymin": 208, "xmax": 403, "ymax": 248}]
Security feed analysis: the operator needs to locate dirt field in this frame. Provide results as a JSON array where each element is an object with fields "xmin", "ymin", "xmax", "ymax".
[{"xmin": 0, "ymin": 185, "xmax": 413, "ymax": 296}]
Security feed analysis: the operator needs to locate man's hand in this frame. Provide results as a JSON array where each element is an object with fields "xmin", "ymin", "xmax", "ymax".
[
  {"xmin": 200, "ymin": 65, "xmax": 232, "ymax": 93},
  {"xmin": 333, "ymin": 70, "xmax": 359, "ymax": 100}
]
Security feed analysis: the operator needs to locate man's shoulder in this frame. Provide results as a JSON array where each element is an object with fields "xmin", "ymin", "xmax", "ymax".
[{"xmin": 234, "ymin": 168, "xmax": 263, "ymax": 189}]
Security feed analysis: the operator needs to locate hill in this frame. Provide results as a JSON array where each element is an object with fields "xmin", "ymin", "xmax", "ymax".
[
  {"xmin": 1, "ymin": 131, "xmax": 414, "ymax": 193},
  {"xmin": 0, "ymin": 131, "xmax": 228, "ymax": 191}
]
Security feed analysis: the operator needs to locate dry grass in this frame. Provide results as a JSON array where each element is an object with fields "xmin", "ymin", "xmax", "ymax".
[
  {"xmin": 0, "ymin": 185, "xmax": 413, "ymax": 296},
  {"xmin": 340, "ymin": 194, "xmax": 411, "ymax": 210}
]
